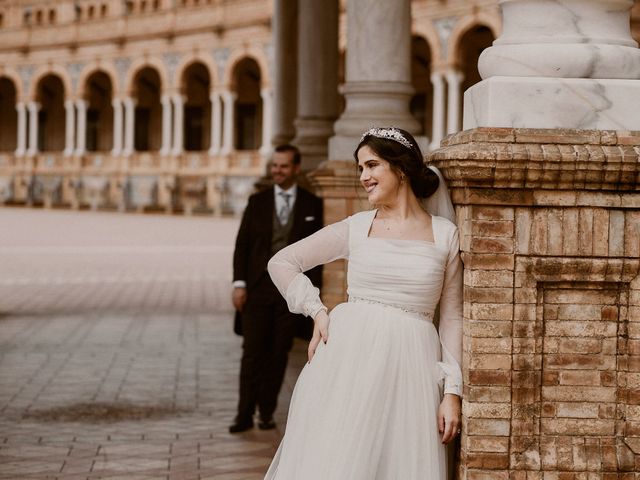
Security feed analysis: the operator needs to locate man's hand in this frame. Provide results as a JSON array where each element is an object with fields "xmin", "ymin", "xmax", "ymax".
[{"xmin": 232, "ymin": 287, "xmax": 247, "ymax": 312}]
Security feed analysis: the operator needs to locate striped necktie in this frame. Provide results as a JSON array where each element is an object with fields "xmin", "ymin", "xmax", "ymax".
[{"xmin": 278, "ymin": 192, "xmax": 292, "ymax": 225}]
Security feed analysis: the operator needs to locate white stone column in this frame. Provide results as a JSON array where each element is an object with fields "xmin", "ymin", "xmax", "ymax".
[
  {"xmin": 160, "ymin": 94, "xmax": 172, "ymax": 156},
  {"xmin": 171, "ymin": 94, "xmax": 184, "ymax": 156},
  {"xmin": 63, "ymin": 100, "xmax": 75, "ymax": 156},
  {"xmin": 220, "ymin": 90, "xmax": 236, "ymax": 155},
  {"xmin": 75, "ymin": 99, "xmax": 87, "ymax": 156},
  {"xmin": 15, "ymin": 102, "xmax": 27, "ymax": 156},
  {"xmin": 430, "ymin": 71, "xmax": 445, "ymax": 151},
  {"xmin": 259, "ymin": 88, "xmax": 273, "ymax": 157},
  {"xmin": 293, "ymin": 0, "xmax": 339, "ymax": 170},
  {"xmin": 208, "ymin": 91, "xmax": 222, "ymax": 156},
  {"xmin": 122, "ymin": 96, "xmax": 135, "ymax": 156},
  {"xmin": 271, "ymin": 0, "xmax": 298, "ymax": 146},
  {"xmin": 111, "ymin": 98, "xmax": 123, "ymax": 155},
  {"xmin": 26, "ymin": 101, "xmax": 40, "ymax": 156},
  {"xmin": 466, "ymin": 0, "xmax": 640, "ymax": 131},
  {"xmin": 329, "ymin": 0, "xmax": 418, "ymax": 161},
  {"xmin": 445, "ymin": 69, "xmax": 464, "ymax": 135}
]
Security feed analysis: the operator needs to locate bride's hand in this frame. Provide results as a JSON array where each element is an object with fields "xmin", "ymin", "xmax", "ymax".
[
  {"xmin": 308, "ymin": 309, "xmax": 329, "ymax": 363},
  {"xmin": 438, "ymin": 393, "xmax": 461, "ymax": 444}
]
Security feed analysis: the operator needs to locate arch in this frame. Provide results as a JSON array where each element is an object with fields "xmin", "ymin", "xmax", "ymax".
[
  {"xmin": 124, "ymin": 56, "xmax": 168, "ymax": 96},
  {"xmin": 231, "ymin": 57, "xmax": 262, "ymax": 150},
  {"xmin": 84, "ymin": 70, "xmax": 114, "ymax": 152},
  {"xmin": 222, "ymin": 48, "xmax": 270, "ymax": 89},
  {"xmin": 175, "ymin": 54, "xmax": 218, "ymax": 92},
  {"xmin": 412, "ymin": 22, "xmax": 441, "ymax": 70},
  {"xmin": 132, "ymin": 66, "xmax": 162, "ymax": 152},
  {"xmin": 77, "ymin": 63, "xmax": 119, "ymax": 98},
  {"xmin": 447, "ymin": 13, "xmax": 501, "ymax": 67},
  {"xmin": 0, "ymin": 77, "xmax": 18, "ymax": 151},
  {"xmin": 29, "ymin": 64, "xmax": 72, "ymax": 101},
  {"xmin": 35, "ymin": 74, "xmax": 66, "ymax": 152},
  {"xmin": 456, "ymin": 24, "xmax": 496, "ymax": 91},
  {"xmin": 410, "ymin": 35, "xmax": 433, "ymax": 138},
  {"xmin": 0, "ymin": 68, "xmax": 23, "ymax": 101},
  {"xmin": 181, "ymin": 62, "xmax": 212, "ymax": 151}
]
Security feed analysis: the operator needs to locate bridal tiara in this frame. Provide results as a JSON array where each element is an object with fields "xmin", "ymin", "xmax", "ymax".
[{"xmin": 360, "ymin": 127, "xmax": 413, "ymax": 150}]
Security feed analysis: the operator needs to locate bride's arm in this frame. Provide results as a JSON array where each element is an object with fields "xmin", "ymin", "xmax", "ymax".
[
  {"xmin": 267, "ymin": 218, "xmax": 350, "ymax": 319},
  {"xmin": 438, "ymin": 226, "xmax": 464, "ymax": 397}
]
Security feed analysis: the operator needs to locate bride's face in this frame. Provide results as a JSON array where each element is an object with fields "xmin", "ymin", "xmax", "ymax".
[{"xmin": 357, "ymin": 145, "xmax": 402, "ymax": 205}]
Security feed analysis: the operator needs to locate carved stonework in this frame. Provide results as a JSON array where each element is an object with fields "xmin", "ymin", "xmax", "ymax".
[
  {"xmin": 18, "ymin": 65, "xmax": 35, "ymax": 98},
  {"xmin": 212, "ymin": 47, "xmax": 230, "ymax": 84},
  {"xmin": 162, "ymin": 52, "xmax": 182, "ymax": 85},
  {"xmin": 433, "ymin": 16, "xmax": 457, "ymax": 61},
  {"xmin": 67, "ymin": 62, "xmax": 85, "ymax": 94},
  {"xmin": 114, "ymin": 57, "xmax": 131, "ymax": 90}
]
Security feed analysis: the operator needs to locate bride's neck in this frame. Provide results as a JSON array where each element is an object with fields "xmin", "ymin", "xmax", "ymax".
[{"xmin": 378, "ymin": 190, "xmax": 425, "ymax": 220}]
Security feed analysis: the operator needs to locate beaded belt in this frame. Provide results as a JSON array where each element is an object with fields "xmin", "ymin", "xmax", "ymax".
[{"xmin": 348, "ymin": 295, "xmax": 434, "ymax": 322}]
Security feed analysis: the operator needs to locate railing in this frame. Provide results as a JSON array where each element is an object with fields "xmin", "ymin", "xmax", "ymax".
[{"xmin": 0, "ymin": 149, "xmax": 264, "ymax": 215}]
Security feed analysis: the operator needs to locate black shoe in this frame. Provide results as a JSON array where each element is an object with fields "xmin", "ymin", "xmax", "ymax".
[
  {"xmin": 229, "ymin": 419, "xmax": 254, "ymax": 433},
  {"xmin": 258, "ymin": 418, "xmax": 276, "ymax": 430}
]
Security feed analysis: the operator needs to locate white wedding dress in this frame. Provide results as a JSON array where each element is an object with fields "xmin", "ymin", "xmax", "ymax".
[{"xmin": 265, "ymin": 203, "xmax": 463, "ymax": 480}]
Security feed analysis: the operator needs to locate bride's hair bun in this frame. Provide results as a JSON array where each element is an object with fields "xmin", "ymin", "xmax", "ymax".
[
  {"xmin": 412, "ymin": 164, "xmax": 439, "ymax": 199},
  {"xmin": 354, "ymin": 127, "xmax": 439, "ymax": 199}
]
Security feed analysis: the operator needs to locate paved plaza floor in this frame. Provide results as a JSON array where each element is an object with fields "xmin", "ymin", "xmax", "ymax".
[{"xmin": 0, "ymin": 207, "xmax": 306, "ymax": 479}]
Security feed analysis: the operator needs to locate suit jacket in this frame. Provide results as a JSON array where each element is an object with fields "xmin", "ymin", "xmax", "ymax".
[{"xmin": 233, "ymin": 186, "xmax": 324, "ymax": 293}]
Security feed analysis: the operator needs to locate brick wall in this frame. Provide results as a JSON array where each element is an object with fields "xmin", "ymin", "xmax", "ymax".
[{"xmin": 432, "ymin": 128, "xmax": 640, "ymax": 479}]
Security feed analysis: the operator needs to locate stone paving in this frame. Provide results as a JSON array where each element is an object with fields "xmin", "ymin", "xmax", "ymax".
[{"xmin": 0, "ymin": 208, "xmax": 306, "ymax": 479}]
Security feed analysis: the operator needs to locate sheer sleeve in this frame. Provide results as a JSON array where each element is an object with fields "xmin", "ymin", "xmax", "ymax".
[
  {"xmin": 268, "ymin": 218, "xmax": 350, "ymax": 319},
  {"xmin": 437, "ymin": 226, "xmax": 464, "ymax": 397}
]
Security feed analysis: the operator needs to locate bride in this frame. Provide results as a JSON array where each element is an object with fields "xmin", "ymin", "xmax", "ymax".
[{"xmin": 264, "ymin": 127, "xmax": 462, "ymax": 479}]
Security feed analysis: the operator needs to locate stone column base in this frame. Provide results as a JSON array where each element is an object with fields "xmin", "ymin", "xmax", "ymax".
[{"xmin": 430, "ymin": 127, "xmax": 640, "ymax": 479}]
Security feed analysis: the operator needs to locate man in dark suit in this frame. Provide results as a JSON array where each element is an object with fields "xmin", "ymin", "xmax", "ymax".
[{"xmin": 230, "ymin": 144, "xmax": 323, "ymax": 433}]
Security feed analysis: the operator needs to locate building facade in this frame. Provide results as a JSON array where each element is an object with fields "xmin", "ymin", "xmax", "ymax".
[{"xmin": 5, "ymin": 0, "xmax": 628, "ymax": 214}]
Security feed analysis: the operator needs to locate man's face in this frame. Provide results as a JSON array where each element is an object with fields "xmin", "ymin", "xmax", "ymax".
[{"xmin": 271, "ymin": 151, "xmax": 300, "ymax": 190}]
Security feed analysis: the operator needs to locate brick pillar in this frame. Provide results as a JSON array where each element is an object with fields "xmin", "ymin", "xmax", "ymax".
[{"xmin": 431, "ymin": 127, "xmax": 640, "ymax": 479}]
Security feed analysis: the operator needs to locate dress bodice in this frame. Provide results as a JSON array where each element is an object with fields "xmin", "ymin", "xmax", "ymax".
[{"xmin": 347, "ymin": 210, "xmax": 452, "ymax": 318}]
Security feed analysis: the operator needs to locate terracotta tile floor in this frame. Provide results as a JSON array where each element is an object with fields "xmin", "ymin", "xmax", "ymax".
[{"xmin": 0, "ymin": 208, "xmax": 306, "ymax": 479}]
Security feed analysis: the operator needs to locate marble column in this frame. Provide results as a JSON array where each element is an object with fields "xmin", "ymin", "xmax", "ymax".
[
  {"xmin": 329, "ymin": 0, "xmax": 419, "ymax": 161},
  {"xmin": 160, "ymin": 94, "xmax": 172, "ymax": 156},
  {"xmin": 63, "ymin": 100, "xmax": 75, "ymax": 156},
  {"xmin": 208, "ymin": 91, "xmax": 222, "ymax": 156},
  {"xmin": 171, "ymin": 94, "xmax": 184, "ymax": 156},
  {"xmin": 429, "ymin": 71, "xmax": 446, "ymax": 151},
  {"xmin": 220, "ymin": 90, "xmax": 236, "ymax": 155},
  {"xmin": 111, "ymin": 99, "xmax": 123, "ymax": 155},
  {"xmin": 122, "ymin": 96, "xmax": 135, "ymax": 156},
  {"xmin": 445, "ymin": 69, "xmax": 463, "ymax": 135},
  {"xmin": 75, "ymin": 99, "xmax": 87, "ymax": 156},
  {"xmin": 465, "ymin": 0, "xmax": 640, "ymax": 130},
  {"xmin": 292, "ymin": 0, "xmax": 339, "ymax": 170},
  {"xmin": 259, "ymin": 88, "xmax": 273, "ymax": 158},
  {"xmin": 271, "ymin": 0, "xmax": 298, "ymax": 146},
  {"xmin": 26, "ymin": 101, "xmax": 40, "ymax": 156},
  {"xmin": 15, "ymin": 102, "xmax": 27, "ymax": 156}
]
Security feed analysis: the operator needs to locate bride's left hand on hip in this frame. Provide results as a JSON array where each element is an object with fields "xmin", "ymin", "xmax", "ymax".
[
  {"xmin": 308, "ymin": 310, "xmax": 330, "ymax": 363},
  {"xmin": 438, "ymin": 393, "xmax": 462, "ymax": 444}
]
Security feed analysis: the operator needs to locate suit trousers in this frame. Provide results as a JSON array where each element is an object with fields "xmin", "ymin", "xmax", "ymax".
[{"xmin": 237, "ymin": 274, "xmax": 298, "ymax": 422}]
